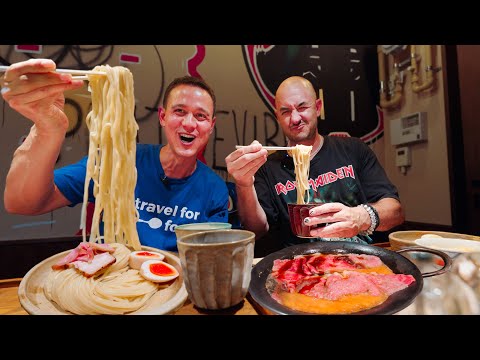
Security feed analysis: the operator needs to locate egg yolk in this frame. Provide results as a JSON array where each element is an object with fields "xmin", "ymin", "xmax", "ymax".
[
  {"xmin": 137, "ymin": 251, "xmax": 159, "ymax": 257},
  {"xmin": 149, "ymin": 262, "xmax": 176, "ymax": 276}
]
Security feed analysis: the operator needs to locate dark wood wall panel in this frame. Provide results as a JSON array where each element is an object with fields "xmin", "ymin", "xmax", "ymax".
[{"xmin": 456, "ymin": 45, "xmax": 480, "ymax": 235}]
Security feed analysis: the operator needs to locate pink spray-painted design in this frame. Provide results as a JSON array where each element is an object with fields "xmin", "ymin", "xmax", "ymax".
[
  {"xmin": 186, "ymin": 45, "xmax": 208, "ymax": 164},
  {"xmin": 187, "ymin": 45, "xmax": 206, "ymax": 79}
]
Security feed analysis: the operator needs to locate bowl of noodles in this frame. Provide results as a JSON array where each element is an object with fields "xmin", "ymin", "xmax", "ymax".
[
  {"xmin": 287, "ymin": 203, "xmax": 327, "ymax": 238},
  {"xmin": 18, "ymin": 244, "xmax": 188, "ymax": 315},
  {"xmin": 286, "ymin": 144, "xmax": 324, "ymax": 238}
]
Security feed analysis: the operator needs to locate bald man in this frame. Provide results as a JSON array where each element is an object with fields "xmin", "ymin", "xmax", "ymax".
[{"xmin": 225, "ymin": 76, "xmax": 404, "ymax": 253}]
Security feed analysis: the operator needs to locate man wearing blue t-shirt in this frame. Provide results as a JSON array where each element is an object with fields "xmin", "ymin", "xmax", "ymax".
[{"xmin": 2, "ymin": 59, "xmax": 228, "ymax": 251}]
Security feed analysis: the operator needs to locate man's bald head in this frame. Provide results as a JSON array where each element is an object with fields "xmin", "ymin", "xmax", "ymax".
[{"xmin": 275, "ymin": 76, "xmax": 317, "ymax": 107}]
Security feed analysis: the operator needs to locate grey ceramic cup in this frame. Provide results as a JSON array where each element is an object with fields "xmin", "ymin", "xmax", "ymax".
[{"xmin": 176, "ymin": 229, "xmax": 255, "ymax": 310}]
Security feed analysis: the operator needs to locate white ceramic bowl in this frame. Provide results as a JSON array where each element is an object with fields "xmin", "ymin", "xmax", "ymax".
[
  {"xmin": 18, "ymin": 246, "xmax": 188, "ymax": 315},
  {"xmin": 415, "ymin": 236, "xmax": 480, "ymax": 256},
  {"xmin": 389, "ymin": 230, "xmax": 480, "ymax": 251}
]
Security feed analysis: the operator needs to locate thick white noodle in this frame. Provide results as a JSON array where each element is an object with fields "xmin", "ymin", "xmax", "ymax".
[
  {"xmin": 291, "ymin": 145, "xmax": 312, "ymax": 204},
  {"xmin": 81, "ymin": 65, "xmax": 141, "ymax": 251}
]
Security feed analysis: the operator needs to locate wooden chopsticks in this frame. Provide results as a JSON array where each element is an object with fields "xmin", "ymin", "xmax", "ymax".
[
  {"xmin": 235, "ymin": 145, "xmax": 294, "ymax": 150},
  {"xmin": 0, "ymin": 65, "xmax": 106, "ymax": 81}
]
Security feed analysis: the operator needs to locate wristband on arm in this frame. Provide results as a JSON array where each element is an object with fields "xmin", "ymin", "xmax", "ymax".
[{"xmin": 358, "ymin": 204, "xmax": 380, "ymax": 236}]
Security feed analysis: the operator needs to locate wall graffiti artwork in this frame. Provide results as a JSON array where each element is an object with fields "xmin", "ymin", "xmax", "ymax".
[
  {"xmin": 242, "ymin": 45, "xmax": 384, "ymax": 144},
  {"xmin": 186, "ymin": 45, "xmax": 206, "ymax": 79},
  {"xmin": 212, "ymin": 109, "xmax": 282, "ymax": 173}
]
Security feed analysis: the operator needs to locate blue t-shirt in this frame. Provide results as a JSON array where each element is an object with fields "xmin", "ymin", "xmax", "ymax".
[{"xmin": 54, "ymin": 144, "xmax": 229, "ymax": 251}]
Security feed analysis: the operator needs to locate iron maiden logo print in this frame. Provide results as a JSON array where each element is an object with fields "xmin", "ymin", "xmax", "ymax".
[
  {"xmin": 274, "ymin": 164, "xmax": 356, "ymax": 196},
  {"xmin": 242, "ymin": 45, "xmax": 384, "ymax": 144}
]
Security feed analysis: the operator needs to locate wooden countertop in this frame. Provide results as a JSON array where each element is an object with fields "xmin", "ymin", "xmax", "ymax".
[
  {"xmin": 1, "ymin": 277, "xmax": 267, "ymax": 315},
  {"xmin": 0, "ymin": 277, "xmax": 261, "ymax": 315},
  {"xmin": 0, "ymin": 279, "xmax": 26, "ymax": 315}
]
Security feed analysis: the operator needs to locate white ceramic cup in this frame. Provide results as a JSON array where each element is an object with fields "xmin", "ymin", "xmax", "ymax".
[{"xmin": 176, "ymin": 229, "xmax": 255, "ymax": 310}]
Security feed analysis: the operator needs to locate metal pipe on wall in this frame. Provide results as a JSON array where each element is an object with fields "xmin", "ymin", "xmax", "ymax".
[
  {"xmin": 378, "ymin": 45, "xmax": 403, "ymax": 109},
  {"xmin": 409, "ymin": 45, "xmax": 435, "ymax": 93}
]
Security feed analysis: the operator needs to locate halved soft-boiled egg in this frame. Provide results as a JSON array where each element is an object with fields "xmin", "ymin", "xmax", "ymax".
[
  {"xmin": 140, "ymin": 260, "xmax": 179, "ymax": 283},
  {"xmin": 129, "ymin": 250, "xmax": 165, "ymax": 270}
]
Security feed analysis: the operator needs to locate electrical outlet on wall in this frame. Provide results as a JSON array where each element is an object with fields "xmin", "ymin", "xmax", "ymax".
[{"xmin": 395, "ymin": 146, "xmax": 411, "ymax": 167}]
